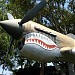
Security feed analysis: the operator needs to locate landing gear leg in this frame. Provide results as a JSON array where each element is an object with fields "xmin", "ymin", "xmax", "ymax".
[
  {"xmin": 68, "ymin": 63, "xmax": 75, "ymax": 75},
  {"xmin": 40, "ymin": 62, "xmax": 45, "ymax": 75}
]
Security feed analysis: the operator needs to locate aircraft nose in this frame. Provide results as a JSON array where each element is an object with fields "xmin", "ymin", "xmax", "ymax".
[{"xmin": 0, "ymin": 20, "xmax": 24, "ymax": 39}]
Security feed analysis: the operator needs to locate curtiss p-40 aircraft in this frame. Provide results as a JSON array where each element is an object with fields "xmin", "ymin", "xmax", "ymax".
[{"xmin": 0, "ymin": 0, "xmax": 75, "ymax": 63}]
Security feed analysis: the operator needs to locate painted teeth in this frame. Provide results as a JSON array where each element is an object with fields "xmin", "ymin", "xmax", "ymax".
[
  {"xmin": 25, "ymin": 33, "xmax": 57, "ymax": 50},
  {"xmin": 25, "ymin": 38, "xmax": 56, "ymax": 50}
]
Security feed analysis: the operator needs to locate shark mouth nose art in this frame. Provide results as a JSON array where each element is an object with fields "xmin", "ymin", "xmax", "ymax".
[{"xmin": 24, "ymin": 32, "xmax": 57, "ymax": 50}]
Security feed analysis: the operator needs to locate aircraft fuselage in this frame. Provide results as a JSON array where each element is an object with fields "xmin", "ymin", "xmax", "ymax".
[{"xmin": 0, "ymin": 19, "xmax": 75, "ymax": 63}]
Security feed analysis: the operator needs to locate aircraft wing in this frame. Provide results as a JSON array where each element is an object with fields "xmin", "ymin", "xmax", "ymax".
[
  {"xmin": 58, "ymin": 33, "xmax": 75, "ymax": 52},
  {"xmin": 60, "ymin": 47, "xmax": 72, "ymax": 52}
]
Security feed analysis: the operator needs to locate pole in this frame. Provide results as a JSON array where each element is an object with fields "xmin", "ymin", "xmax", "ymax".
[{"xmin": 40, "ymin": 62, "xmax": 45, "ymax": 75}]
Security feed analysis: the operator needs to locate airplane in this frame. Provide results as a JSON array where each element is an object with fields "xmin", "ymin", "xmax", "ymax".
[{"xmin": 0, "ymin": 0, "xmax": 75, "ymax": 63}]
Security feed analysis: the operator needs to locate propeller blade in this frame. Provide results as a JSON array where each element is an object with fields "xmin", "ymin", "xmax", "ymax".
[
  {"xmin": 19, "ymin": 0, "xmax": 46, "ymax": 25},
  {"xmin": 7, "ymin": 13, "xmax": 14, "ymax": 20},
  {"xmin": 8, "ymin": 37, "xmax": 14, "ymax": 54}
]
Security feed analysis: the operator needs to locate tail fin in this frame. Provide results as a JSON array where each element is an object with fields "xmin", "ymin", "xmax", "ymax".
[{"xmin": 7, "ymin": 13, "xmax": 14, "ymax": 20}]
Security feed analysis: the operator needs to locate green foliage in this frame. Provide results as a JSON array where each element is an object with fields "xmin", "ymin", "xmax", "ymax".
[
  {"xmin": 7, "ymin": 0, "xmax": 34, "ymax": 18},
  {"xmin": 38, "ymin": 0, "xmax": 75, "ymax": 34}
]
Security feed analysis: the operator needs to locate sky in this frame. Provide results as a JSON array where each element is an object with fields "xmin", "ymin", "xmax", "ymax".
[
  {"xmin": 64, "ymin": 2, "xmax": 69, "ymax": 10},
  {"xmin": 0, "ymin": 65, "xmax": 13, "ymax": 75}
]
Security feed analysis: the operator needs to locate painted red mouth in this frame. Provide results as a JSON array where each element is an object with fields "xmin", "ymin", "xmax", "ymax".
[{"xmin": 25, "ymin": 38, "xmax": 57, "ymax": 50}]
